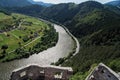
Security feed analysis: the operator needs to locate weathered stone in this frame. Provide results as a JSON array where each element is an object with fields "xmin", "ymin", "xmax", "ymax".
[
  {"xmin": 86, "ymin": 63, "xmax": 120, "ymax": 80},
  {"xmin": 10, "ymin": 64, "xmax": 73, "ymax": 80}
]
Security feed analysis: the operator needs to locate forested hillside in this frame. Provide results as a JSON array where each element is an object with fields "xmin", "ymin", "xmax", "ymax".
[
  {"xmin": 66, "ymin": 1, "xmax": 120, "ymax": 38},
  {"xmin": 62, "ymin": 1, "xmax": 120, "ymax": 80},
  {"xmin": 27, "ymin": 0, "xmax": 53, "ymax": 7},
  {"xmin": 1, "ymin": 1, "xmax": 120, "ymax": 79},
  {"xmin": 0, "ymin": 6, "xmax": 11, "ymax": 15},
  {"xmin": 10, "ymin": 5, "xmax": 45, "ymax": 17},
  {"xmin": 0, "ymin": 0, "xmax": 31, "ymax": 7},
  {"xmin": 9, "ymin": 3, "xmax": 80, "ymax": 23},
  {"xmin": 106, "ymin": 0, "xmax": 120, "ymax": 7},
  {"xmin": 40, "ymin": 3, "xmax": 80, "ymax": 23}
]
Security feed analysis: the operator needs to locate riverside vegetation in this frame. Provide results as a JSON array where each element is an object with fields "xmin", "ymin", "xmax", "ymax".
[
  {"xmin": 27, "ymin": 2, "xmax": 119, "ymax": 79},
  {"xmin": 0, "ymin": 10, "xmax": 58, "ymax": 62},
  {"xmin": 0, "ymin": 0, "xmax": 120, "ymax": 80},
  {"xmin": 16, "ymin": 1, "xmax": 120, "ymax": 80}
]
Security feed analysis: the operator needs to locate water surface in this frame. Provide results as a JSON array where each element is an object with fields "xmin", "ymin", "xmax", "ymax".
[{"xmin": 0, "ymin": 24, "xmax": 75, "ymax": 80}]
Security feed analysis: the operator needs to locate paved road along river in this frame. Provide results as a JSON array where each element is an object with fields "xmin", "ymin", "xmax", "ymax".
[{"xmin": 0, "ymin": 24, "xmax": 78, "ymax": 80}]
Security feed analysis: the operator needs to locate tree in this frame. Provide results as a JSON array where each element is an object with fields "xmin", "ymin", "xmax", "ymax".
[
  {"xmin": 18, "ymin": 42, "xmax": 22, "ymax": 47},
  {"xmin": 1, "ymin": 45, "xmax": 8, "ymax": 50},
  {"xmin": 1, "ymin": 45, "xmax": 8, "ymax": 54}
]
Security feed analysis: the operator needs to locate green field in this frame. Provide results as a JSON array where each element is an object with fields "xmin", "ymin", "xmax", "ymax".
[{"xmin": 0, "ymin": 12, "xmax": 58, "ymax": 62}]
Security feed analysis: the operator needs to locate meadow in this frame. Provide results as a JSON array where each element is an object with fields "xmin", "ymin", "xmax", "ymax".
[{"xmin": 0, "ymin": 13, "xmax": 58, "ymax": 62}]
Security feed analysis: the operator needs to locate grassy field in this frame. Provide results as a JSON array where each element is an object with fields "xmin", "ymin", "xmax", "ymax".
[
  {"xmin": 0, "ymin": 13, "xmax": 10, "ymax": 19},
  {"xmin": 0, "ymin": 12, "xmax": 58, "ymax": 62}
]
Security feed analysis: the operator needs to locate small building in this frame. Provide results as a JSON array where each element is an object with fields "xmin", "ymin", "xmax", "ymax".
[
  {"xmin": 10, "ymin": 64, "xmax": 73, "ymax": 80},
  {"xmin": 86, "ymin": 63, "xmax": 120, "ymax": 80}
]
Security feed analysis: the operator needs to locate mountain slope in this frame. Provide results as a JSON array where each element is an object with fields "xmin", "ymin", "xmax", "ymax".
[
  {"xmin": 9, "ymin": 1, "xmax": 120, "ymax": 25},
  {"xmin": 10, "ymin": 5, "xmax": 44, "ymax": 17},
  {"xmin": 67, "ymin": 1, "xmax": 119, "ymax": 38},
  {"xmin": 27, "ymin": 0, "xmax": 53, "ymax": 7},
  {"xmin": 10, "ymin": 3, "xmax": 80, "ymax": 23},
  {"xmin": 1, "ymin": 0, "xmax": 120, "ymax": 79},
  {"xmin": 0, "ymin": 0, "xmax": 31, "ymax": 7},
  {"xmin": 0, "ymin": 6, "xmax": 11, "ymax": 15},
  {"xmin": 40, "ymin": 3, "xmax": 80, "ymax": 24},
  {"xmin": 60, "ymin": 1, "xmax": 120, "ymax": 80},
  {"xmin": 32, "ymin": 1, "xmax": 120, "ymax": 79},
  {"xmin": 106, "ymin": 0, "xmax": 120, "ymax": 7},
  {"xmin": 104, "ymin": 5, "xmax": 120, "ymax": 15}
]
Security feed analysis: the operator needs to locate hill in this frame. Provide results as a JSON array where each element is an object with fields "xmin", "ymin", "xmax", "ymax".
[
  {"xmin": 0, "ymin": 11, "xmax": 58, "ymax": 62},
  {"xmin": 34, "ymin": 1, "xmax": 120, "ymax": 79},
  {"xmin": 12, "ymin": 1, "xmax": 120, "ymax": 26},
  {"xmin": 0, "ymin": 6, "xmax": 11, "ymax": 15},
  {"xmin": 66, "ymin": 1, "xmax": 119, "ymax": 37},
  {"xmin": 106, "ymin": 0, "xmax": 120, "ymax": 7},
  {"xmin": 104, "ymin": 5, "xmax": 120, "ymax": 15},
  {"xmin": 0, "ymin": 0, "xmax": 31, "ymax": 7},
  {"xmin": 1, "ymin": 0, "xmax": 120, "ymax": 79},
  {"xmin": 61, "ymin": 1, "xmax": 120, "ymax": 80},
  {"xmin": 9, "ymin": 3, "xmax": 80, "ymax": 23},
  {"xmin": 10, "ymin": 5, "xmax": 45, "ymax": 17},
  {"xmin": 27, "ymin": 0, "xmax": 53, "ymax": 7},
  {"xmin": 0, "ymin": 0, "xmax": 53, "ymax": 8},
  {"xmin": 40, "ymin": 3, "xmax": 80, "ymax": 23}
]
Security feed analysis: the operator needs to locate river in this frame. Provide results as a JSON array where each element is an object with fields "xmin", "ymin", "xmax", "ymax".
[{"xmin": 0, "ymin": 24, "xmax": 76, "ymax": 80}]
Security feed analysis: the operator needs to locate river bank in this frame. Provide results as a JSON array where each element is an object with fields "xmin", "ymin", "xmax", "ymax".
[
  {"xmin": 0, "ymin": 17, "xmax": 58, "ymax": 63},
  {"xmin": 39, "ymin": 18, "xmax": 80, "ymax": 56},
  {"xmin": 0, "ymin": 24, "xmax": 75, "ymax": 80},
  {"xmin": 39, "ymin": 19, "xmax": 80, "ymax": 66},
  {"xmin": 51, "ymin": 25, "xmax": 80, "ymax": 66}
]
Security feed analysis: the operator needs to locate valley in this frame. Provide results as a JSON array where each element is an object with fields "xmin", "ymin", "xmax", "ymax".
[
  {"xmin": 0, "ymin": 12, "xmax": 58, "ymax": 62},
  {"xmin": 0, "ymin": 24, "xmax": 76, "ymax": 80},
  {"xmin": 0, "ymin": 0, "xmax": 120, "ymax": 80}
]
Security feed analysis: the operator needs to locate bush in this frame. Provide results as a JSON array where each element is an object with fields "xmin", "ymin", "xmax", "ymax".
[{"xmin": 1, "ymin": 45, "xmax": 8, "ymax": 50}]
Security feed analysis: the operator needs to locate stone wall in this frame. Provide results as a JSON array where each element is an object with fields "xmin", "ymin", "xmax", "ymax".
[
  {"xmin": 86, "ymin": 63, "xmax": 120, "ymax": 80},
  {"xmin": 10, "ymin": 65, "xmax": 73, "ymax": 80}
]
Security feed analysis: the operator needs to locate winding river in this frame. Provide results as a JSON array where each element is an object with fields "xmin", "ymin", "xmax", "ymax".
[{"xmin": 0, "ymin": 24, "xmax": 79, "ymax": 80}]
